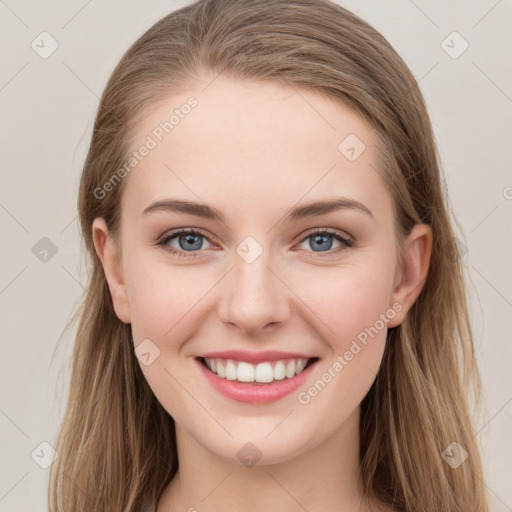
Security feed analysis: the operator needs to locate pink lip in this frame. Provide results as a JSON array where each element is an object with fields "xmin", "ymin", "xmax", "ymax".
[
  {"xmin": 195, "ymin": 357, "xmax": 319, "ymax": 404},
  {"xmin": 197, "ymin": 350, "xmax": 313, "ymax": 364}
]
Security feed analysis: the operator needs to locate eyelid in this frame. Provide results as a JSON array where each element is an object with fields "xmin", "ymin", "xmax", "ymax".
[
  {"xmin": 156, "ymin": 227, "xmax": 352, "ymax": 245},
  {"xmin": 296, "ymin": 227, "xmax": 354, "ymax": 245},
  {"xmin": 156, "ymin": 227, "xmax": 216, "ymax": 245},
  {"xmin": 292, "ymin": 227, "xmax": 354, "ymax": 258},
  {"xmin": 155, "ymin": 226, "xmax": 355, "ymax": 259},
  {"xmin": 155, "ymin": 227, "xmax": 224, "ymax": 262}
]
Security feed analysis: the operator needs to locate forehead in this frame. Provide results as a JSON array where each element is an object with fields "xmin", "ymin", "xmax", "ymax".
[{"xmin": 121, "ymin": 76, "xmax": 391, "ymax": 223}]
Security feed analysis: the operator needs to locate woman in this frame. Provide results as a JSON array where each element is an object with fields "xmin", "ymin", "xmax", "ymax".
[{"xmin": 49, "ymin": 1, "xmax": 490, "ymax": 510}]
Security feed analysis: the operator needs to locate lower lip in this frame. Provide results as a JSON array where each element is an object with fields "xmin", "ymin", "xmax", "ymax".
[{"xmin": 195, "ymin": 358, "xmax": 319, "ymax": 404}]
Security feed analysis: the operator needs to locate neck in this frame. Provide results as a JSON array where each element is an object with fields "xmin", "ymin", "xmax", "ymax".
[{"xmin": 157, "ymin": 407, "xmax": 380, "ymax": 512}]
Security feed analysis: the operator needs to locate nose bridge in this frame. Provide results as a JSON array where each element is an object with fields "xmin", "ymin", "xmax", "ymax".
[{"xmin": 219, "ymin": 238, "xmax": 290, "ymax": 333}]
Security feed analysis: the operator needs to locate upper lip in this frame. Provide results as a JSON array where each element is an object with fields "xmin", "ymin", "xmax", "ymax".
[{"xmin": 197, "ymin": 350, "xmax": 316, "ymax": 365}]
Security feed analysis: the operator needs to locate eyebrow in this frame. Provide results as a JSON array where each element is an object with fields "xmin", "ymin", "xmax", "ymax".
[{"xmin": 141, "ymin": 197, "xmax": 373, "ymax": 222}]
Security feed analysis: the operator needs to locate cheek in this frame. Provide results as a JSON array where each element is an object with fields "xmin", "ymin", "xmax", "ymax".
[
  {"xmin": 331, "ymin": 274, "xmax": 390, "ymax": 344},
  {"xmin": 293, "ymin": 262, "xmax": 393, "ymax": 404},
  {"xmin": 295, "ymin": 288, "xmax": 390, "ymax": 428},
  {"xmin": 126, "ymin": 246, "xmax": 395, "ymax": 351},
  {"xmin": 124, "ymin": 246, "xmax": 394, "ymax": 451},
  {"xmin": 296, "ymin": 260, "xmax": 394, "ymax": 348},
  {"xmin": 124, "ymin": 250, "xmax": 215, "ymax": 343}
]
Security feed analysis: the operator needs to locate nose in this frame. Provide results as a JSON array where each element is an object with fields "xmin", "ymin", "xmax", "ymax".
[{"xmin": 218, "ymin": 247, "xmax": 292, "ymax": 335}]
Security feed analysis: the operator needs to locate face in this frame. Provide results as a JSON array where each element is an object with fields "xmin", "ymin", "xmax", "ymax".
[{"xmin": 93, "ymin": 76, "xmax": 431, "ymax": 466}]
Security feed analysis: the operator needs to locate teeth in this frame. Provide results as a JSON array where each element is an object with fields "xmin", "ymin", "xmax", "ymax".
[
  {"xmin": 216, "ymin": 360, "xmax": 226, "ymax": 378},
  {"xmin": 238, "ymin": 361, "xmax": 258, "ymax": 382},
  {"xmin": 296, "ymin": 358, "xmax": 307, "ymax": 374},
  {"xmin": 225, "ymin": 360, "xmax": 237, "ymax": 380},
  {"xmin": 203, "ymin": 357, "xmax": 311, "ymax": 383},
  {"xmin": 273, "ymin": 361, "xmax": 286, "ymax": 380},
  {"xmin": 285, "ymin": 360, "xmax": 295, "ymax": 378},
  {"xmin": 255, "ymin": 362, "xmax": 274, "ymax": 383}
]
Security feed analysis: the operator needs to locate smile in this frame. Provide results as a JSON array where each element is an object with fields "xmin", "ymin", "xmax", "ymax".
[
  {"xmin": 195, "ymin": 356, "xmax": 321, "ymax": 404},
  {"xmin": 200, "ymin": 356, "xmax": 318, "ymax": 384}
]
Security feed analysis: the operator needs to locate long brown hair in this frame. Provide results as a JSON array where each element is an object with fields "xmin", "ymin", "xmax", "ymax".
[{"xmin": 49, "ymin": 1, "xmax": 489, "ymax": 510}]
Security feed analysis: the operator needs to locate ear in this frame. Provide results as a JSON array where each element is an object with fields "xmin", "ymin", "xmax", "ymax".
[
  {"xmin": 387, "ymin": 223, "xmax": 433, "ymax": 328},
  {"xmin": 92, "ymin": 217, "xmax": 131, "ymax": 324}
]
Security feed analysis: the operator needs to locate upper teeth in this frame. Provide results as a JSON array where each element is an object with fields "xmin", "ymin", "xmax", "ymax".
[{"xmin": 204, "ymin": 357, "xmax": 309, "ymax": 383}]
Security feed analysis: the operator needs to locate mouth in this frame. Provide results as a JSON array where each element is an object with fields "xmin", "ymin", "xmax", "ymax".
[{"xmin": 196, "ymin": 356, "xmax": 320, "ymax": 385}]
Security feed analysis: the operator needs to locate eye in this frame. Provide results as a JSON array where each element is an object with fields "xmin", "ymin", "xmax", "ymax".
[
  {"xmin": 296, "ymin": 228, "xmax": 354, "ymax": 257},
  {"xmin": 156, "ymin": 228, "xmax": 214, "ymax": 258},
  {"xmin": 155, "ymin": 227, "xmax": 354, "ymax": 259}
]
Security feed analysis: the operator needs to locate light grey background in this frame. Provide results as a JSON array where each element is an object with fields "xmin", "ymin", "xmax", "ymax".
[{"xmin": 0, "ymin": 1, "xmax": 511, "ymax": 510}]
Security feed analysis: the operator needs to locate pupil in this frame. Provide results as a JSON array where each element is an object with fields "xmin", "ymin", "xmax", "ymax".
[
  {"xmin": 180, "ymin": 233, "xmax": 202, "ymax": 251},
  {"xmin": 313, "ymin": 234, "xmax": 332, "ymax": 251}
]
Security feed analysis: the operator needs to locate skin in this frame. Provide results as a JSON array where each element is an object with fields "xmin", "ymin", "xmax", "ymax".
[{"xmin": 93, "ymin": 76, "xmax": 432, "ymax": 512}]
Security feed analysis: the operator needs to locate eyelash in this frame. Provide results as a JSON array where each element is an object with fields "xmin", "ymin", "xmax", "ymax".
[{"xmin": 155, "ymin": 227, "xmax": 355, "ymax": 259}]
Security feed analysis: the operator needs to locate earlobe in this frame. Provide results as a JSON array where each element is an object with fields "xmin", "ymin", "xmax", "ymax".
[
  {"xmin": 92, "ymin": 217, "xmax": 131, "ymax": 324},
  {"xmin": 387, "ymin": 224, "xmax": 433, "ymax": 328}
]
